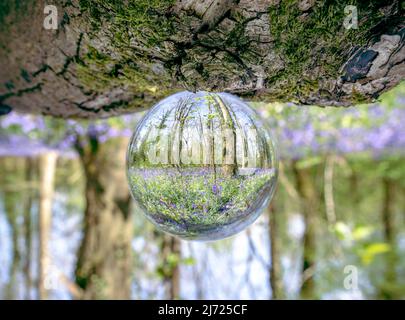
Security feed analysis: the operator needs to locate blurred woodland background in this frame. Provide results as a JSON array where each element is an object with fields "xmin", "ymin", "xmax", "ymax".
[{"xmin": 0, "ymin": 83, "xmax": 404, "ymax": 300}]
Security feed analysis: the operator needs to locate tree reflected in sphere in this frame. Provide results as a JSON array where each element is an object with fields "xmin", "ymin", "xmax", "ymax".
[{"xmin": 127, "ymin": 91, "xmax": 278, "ymax": 240}]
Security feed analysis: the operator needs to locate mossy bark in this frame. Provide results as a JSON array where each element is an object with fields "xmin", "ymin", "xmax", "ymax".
[
  {"xmin": 0, "ymin": 1, "xmax": 403, "ymax": 118},
  {"xmin": 74, "ymin": 136, "xmax": 133, "ymax": 299}
]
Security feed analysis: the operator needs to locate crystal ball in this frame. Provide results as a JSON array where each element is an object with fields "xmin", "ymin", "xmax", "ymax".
[{"xmin": 127, "ymin": 91, "xmax": 278, "ymax": 240}]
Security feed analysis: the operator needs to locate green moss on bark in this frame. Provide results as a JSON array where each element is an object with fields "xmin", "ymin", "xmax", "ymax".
[
  {"xmin": 267, "ymin": 0, "xmax": 394, "ymax": 102},
  {"xmin": 79, "ymin": 0, "xmax": 176, "ymax": 46},
  {"xmin": 77, "ymin": 47, "xmax": 174, "ymax": 106},
  {"xmin": 76, "ymin": 0, "xmax": 177, "ymax": 104}
]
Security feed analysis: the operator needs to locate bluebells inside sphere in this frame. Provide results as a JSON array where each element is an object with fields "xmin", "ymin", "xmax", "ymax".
[{"xmin": 127, "ymin": 91, "xmax": 278, "ymax": 240}]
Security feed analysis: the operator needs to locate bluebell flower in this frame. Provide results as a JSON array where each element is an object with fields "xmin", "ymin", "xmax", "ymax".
[{"xmin": 212, "ymin": 184, "xmax": 222, "ymax": 194}]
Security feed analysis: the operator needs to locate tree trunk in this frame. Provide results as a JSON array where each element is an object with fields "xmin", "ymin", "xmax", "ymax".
[
  {"xmin": 38, "ymin": 152, "xmax": 58, "ymax": 300},
  {"xmin": 382, "ymin": 178, "xmax": 395, "ymax": 244},
  {"xmin": 3, "ymin": 172, "xmax": 21, "ymax": 299},
  {"xmin": 214, "ymin": 95, "xmax": 237, "ymax": 177},
  {"xmin": 292, "ymin": 163, "xmax": 318, "ymax": 300},
  {"xmin": 169, "ymin": 238, "xmax": 181, "ymax": 300},
  {"xmin": 23, "ymin": 157, "xmax": 35, "ymax": 300},
  {"xmin": 161, "ymin": 235, "xmax": 182, "ymax": 300},
  {"xmin": 74, "ymin": 136, "xmax": 133, "ymax": 300},
  {"xmin": 348, "ymin": 167, "xmax": 360, "ymax": 222},
  {"xmin": 268, "ymin": 202, "xmax": 284, "ymax": 300},
  {"xmin": 324, "ymin": 156, "xmax": 336, "ymax": 225},
  {"xmin": 3, "ymin": 194, "xmax": 20, "ymax": 300},
  {"xmin": 379, "ymin": 177, "xmax": 398, "ymax": 299},
  {"xmin": 1, "ymin": 1, "xmax": 403, "ymax": 118},
  {"xmin": 0, "ymin": 157, "xmax": 27, "ymax": 299}
]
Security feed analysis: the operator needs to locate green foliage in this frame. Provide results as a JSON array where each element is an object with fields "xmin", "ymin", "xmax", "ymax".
[
  {"xmin": 357, "ymin": 242, "xmax": 391, "ymax": 265},
  {"xmin": 331, "ymin": 221, "xmax": 391, "ymax": 265},
  {"xmin": 350, "ymin": 155, "xmax": 405, "ymax": 185},
  {"xmin": 157, "ymin": 253, "xmax": 195, "ymax": 279},
  {"xmin": 379, "ymin": 81, "xmax": 405, "ymax": 109},
  {"xmin": 295, "ymin": 156, "xmax": 323, "ymax": 169}
]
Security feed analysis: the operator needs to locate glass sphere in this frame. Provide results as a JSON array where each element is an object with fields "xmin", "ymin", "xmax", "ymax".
[{"xmin": 127, "ymin": 91, "xmax": 278, "ymax": 240}]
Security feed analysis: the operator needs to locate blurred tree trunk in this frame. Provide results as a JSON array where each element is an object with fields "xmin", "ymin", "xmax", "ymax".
[
  {"xmin": 268, "ymin": 202, "xmax": 284, "ymax": 300},
  {"xmin": 38, "ymin": 152, "xmax": 58, "ymax": 300},
  {"xmin": 348, "ymin": 167, "xmax": 360, "ymax": 222},
  {"xmin": 382, "ymin": 178, "xmax": 395, "ymax": 245},
  {"xmin": 3, "ymin": 1, "xmax": 402, "ymax": 118},
  {"xmin": 169, "ymin": 238, "xmax": 181, "ymax": 300},
  {"xmin": 74, "ymin": 136, "xmax": 133, "ymax": 300},
  {"xmin": 160, "ymin": 235, "xmax": 181, "ymax": 299},
  {"xmin": 324, "ymin": 156, "xmax": 336, "ymax": 224},
  {"xmin": 23, "ymin": 157, "xmax": 35, "ymax": 300},
  {"xmin": 292, "ymin": 163, "xmax": 318, "ymax": 299},
  {"xmin": 2, "ymin": 159, "xmax": 21, "ymax": 299},
  {"xmin": 3, "ymin": 193, "xmax": 20, "ymax": 300},
  {"xmin": 0, "ymin": 158, "xmax": 28, "ymax": 299},
  {"xmin": 378, "ymin": 177, "xmax": 398, "ymax": 299}
]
